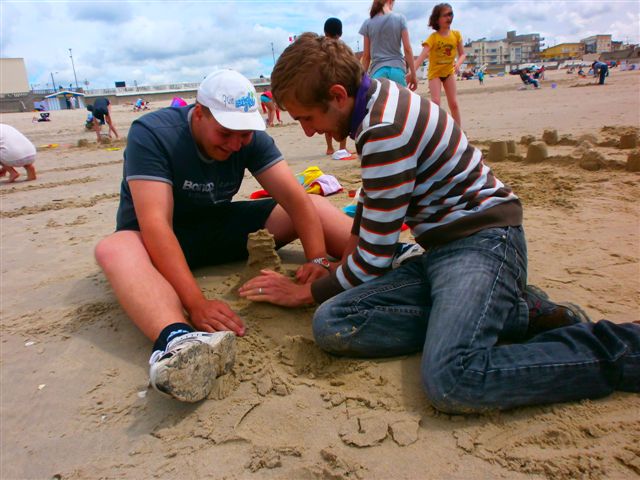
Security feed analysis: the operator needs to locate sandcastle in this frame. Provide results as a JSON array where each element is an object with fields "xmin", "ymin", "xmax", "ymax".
[
  {"xmin": 627, "ymin": 150, "xmax": 640, "ymax": 172},
  {"xmin": 579, "ymin": 150, "xmax": 604, "ymax": 171},
  {"xmin": 542, "ymin": 129, "xmax": 559, "ymax": 146},
  {"xmin": 488, "ymin": 141, "xmax": 508, "ymax": 162},
  {"xmin": 525, "ymin": 142, "xmax": 548, "ymax": 163},
  {"xmin": 236, "ymin": 229, "xmax": 283, "ymax": 287}
]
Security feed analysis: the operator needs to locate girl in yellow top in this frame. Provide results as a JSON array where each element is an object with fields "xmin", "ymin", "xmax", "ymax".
[{"xmin": 414, "ymin": 3, "xmax": 466, "ymax": 126}]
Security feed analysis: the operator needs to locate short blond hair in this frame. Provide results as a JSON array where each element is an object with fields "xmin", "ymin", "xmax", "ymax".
[{"xmin": 271, "ymin": 32, "xmax": 363, "ymax": 111}]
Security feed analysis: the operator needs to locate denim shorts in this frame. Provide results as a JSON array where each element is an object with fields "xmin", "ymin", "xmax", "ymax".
[{"xmin": 371, "ymin": 66, "xmax": 407, "ymax": 87}]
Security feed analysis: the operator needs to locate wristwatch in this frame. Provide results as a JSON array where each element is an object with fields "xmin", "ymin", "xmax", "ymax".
[{"xmin": 309, "ymin": 257, "xmax": 331, "ymax": 270}]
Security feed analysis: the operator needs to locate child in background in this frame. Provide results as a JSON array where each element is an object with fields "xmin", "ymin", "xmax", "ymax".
[
  {"xmin": 0, "ymin": 124, "xmax": 37, "ymax": 182},
  {"xmin": 414, "ymin": 3, "xmax": 466, "ymax": 126},
  {"xmin": 259, "ymin": 91, "xmax": 282, "ymax": 127},
  {"xmin": 323, "ymin": 17, "xmax": 349, "ymax": 156}
]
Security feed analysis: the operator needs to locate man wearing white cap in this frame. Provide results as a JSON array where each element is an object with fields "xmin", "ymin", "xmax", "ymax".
[{"xmin": 94, "ymin": 70, "xmax": 352, "ymax": 402}]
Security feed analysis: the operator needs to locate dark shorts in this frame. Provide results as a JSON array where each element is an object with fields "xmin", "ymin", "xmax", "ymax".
[
  {"xmin": 174, "ymin": 199, "xmax": 278, "ymax": 269},
  {"xmin": 439, "ymin": 75, "xmax": 451, "ymax": 82},
  {"xmin": 93, "ymin": 108, "xmax": 108, "ymax": 123}
]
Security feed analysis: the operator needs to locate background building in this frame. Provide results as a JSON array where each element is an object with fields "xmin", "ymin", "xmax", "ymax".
[
  {"xmin": 581, "ymin": 35, "xmax": 612, "ymax": 54},
  {"xmin": 0, "ymin": 58, "xmax": 29, "ymax": 95},
  {"xmin": 464, "ymin": 30, "xmax": 542, "ymax": 68},
  {"xmin": 507, "ymin": 31, "xmax": 542, "ymax": 64},
  {"xmin": 465, "ymin": 38, "xmax": 510, "ymax": 66},
  {"xmin": 541, "ymin": 42, "xmax": 584, "ymax": 60}
]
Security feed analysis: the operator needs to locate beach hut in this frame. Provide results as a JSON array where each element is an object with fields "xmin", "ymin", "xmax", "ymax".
[{"xmin": 44, "ymin": 90, "xmax": 86, "ymax": 111}]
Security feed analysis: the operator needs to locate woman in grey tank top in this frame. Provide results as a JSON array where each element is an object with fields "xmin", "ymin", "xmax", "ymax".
[{"xmin": 359, "ymin": 0, "xmax": 418, "ymax": 90}]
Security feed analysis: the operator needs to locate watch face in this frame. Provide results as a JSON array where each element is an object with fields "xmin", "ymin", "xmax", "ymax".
[{"xmin": 313, "ymin": 257, "xmax": 331, "ymax": 269}]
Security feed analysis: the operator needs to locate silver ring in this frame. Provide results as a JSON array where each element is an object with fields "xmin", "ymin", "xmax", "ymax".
[{"xmin": 259, "ymin": 287, "xmax": 263, "ymax": 295}]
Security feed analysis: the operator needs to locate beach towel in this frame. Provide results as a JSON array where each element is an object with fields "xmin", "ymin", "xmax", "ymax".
[
  {"xmin": 249, "ymin": 166, "xmax": 342, "ymax": 198},
  {"xmin": 297, "ymin": 166, "xmax": 324, "ymax": 186},
  {"xmin": 170, "ymin": 97, "xmax": 187, "ymax": 108},
  {"xmin": 307, "ymin": 174, "xmax": 343, "ymax": 196}
]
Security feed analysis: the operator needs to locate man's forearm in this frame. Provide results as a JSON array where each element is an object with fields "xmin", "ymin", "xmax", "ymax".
[
  {"xmin": 342, "ymin": 234, "xmax": 359, "ymax": 262},
  {"xmin": 290, "ymin": 198, "xmax": 327, "ymax": 260}
]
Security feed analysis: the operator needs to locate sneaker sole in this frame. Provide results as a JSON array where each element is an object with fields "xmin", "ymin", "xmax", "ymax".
[{"xmin": 151, "ymin": 332, "xmax": 236, "ymax": 403}]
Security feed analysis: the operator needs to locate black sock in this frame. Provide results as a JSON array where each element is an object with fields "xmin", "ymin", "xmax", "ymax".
[{"xmin": 152, "ymin": 322, "xmax": 195, "ymax": 353}]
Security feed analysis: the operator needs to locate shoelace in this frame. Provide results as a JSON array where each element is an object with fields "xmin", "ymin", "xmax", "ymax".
[{"xmin": 148, "ymin": 337, "xmax": 202, "ymax": 365}]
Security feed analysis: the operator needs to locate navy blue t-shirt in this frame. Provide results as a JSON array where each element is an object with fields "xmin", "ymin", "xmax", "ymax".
[
  {"xmin": 92, "ymin": 97, "xmax": 110, "ymax": 120},
  {"xmin": 116, "ymin": 105, "xmax": 283, "ymax": 230}
]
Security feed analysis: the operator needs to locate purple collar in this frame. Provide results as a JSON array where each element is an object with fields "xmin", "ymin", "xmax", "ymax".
[{"xmin": 349, "ymin": 74, "xmax": 371, "ymax": 140}]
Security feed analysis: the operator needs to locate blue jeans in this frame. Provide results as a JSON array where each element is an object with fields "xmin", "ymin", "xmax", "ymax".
[
  {"xmin": 599, "ymin": 66, "xmax": 608, "ymax": 84},
  {"xmin": 313, "ymin": 227, "xmax": 640, "ymax": 413}
]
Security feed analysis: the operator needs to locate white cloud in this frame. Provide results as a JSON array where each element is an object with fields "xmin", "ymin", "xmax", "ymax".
[{"xmin": 2, "ymin": 0, "xmax": 637, "ymax": 89}]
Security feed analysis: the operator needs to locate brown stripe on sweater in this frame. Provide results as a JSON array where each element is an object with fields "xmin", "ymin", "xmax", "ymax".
[
  {"xmin": 368, "ymin": 80, "xmax": 390, "ymax": 125},
  {"xmin": 357, "ymin": 238, "xmax": 397, "ymax": 257},
  {"xmin": 417, "ymin": 142, "xmax": 476, "ymax": 202},
  {"xmin": 360, "ymin": 216, "xmax": 405, "ymax": 235},
  {"xmin": 351, "ymin": 249, "xmax": 389, "ymax": 276},
  {"xmin": 364, "ymin": 170, "xmax": 416, "ymax": 191},
  {"xmin": 413, "ymin": 110, "xmax": 450, "ymax": 183},
  {"xmin": 361, "ymin": 94, "xmax": 430, "ymax": 167},
  {"xmin": 359, "ymin": 193, "xmax": 412, "ymax": 211}
]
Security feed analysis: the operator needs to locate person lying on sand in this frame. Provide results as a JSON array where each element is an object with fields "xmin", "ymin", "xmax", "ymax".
[
  {"xmin": 94, "ymin": 70, "xmax": 353, "ymax": 402},
  {"xmin": 240, "ymin": 33, "xmax": 640, "ymax": 413}
]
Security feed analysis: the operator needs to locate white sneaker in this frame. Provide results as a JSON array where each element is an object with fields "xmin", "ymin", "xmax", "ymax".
[
  {"xmin": 149, "ymin": 331, "xmax": 236, "ymax": 402},
  {"xmin": 392, "ymin": 243, "xmax": 425, "ymax": 269}
]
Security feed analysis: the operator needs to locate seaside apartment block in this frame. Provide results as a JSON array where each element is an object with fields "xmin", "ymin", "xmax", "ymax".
[
  {"xmin": 539, "ymin": 35, "xmax": 632, "ymax": 61},
  {"xmin": 465, "ymin": 31, "xmax": 631, "ymax": 68},
  {"xmin": 581, "ymin": 35, "xmax": 612, "ymax": 54},
  {"xmin": 464, "ymin": 30, "xmax": 542, "ymax": 67}
]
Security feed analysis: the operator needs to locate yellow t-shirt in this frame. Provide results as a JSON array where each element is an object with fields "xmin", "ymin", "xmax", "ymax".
[{"xmin": 422, "ymin": 30, "xmax": 462, "ymax": 80}]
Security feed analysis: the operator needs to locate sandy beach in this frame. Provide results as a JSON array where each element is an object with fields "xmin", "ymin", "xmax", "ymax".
[{"xmin": 1, "ymin": 68, "xmax": 639, "ymax": 479}]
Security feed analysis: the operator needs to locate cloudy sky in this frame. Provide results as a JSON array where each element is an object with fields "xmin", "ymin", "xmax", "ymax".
[{"xmin": 1, "ymin": 0, "xmax": 638, "ymax": 90}]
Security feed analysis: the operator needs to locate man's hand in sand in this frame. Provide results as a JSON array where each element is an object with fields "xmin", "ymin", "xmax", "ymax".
[
  {"xmin": 188, "ymin": 297, "xmax": 246, "ymax": 336},
  {"xmin": 295, "ymin": 262, "xmax": 330, "ymax": 284},
  {"xmin": 239, "ymin": 270, "xmax": 313, "ymax": 307}
]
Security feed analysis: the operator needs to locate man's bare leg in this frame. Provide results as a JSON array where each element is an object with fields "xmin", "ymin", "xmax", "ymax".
[
  {"xmin": 265, "ymin": 195, "xmax": 352, "ymax": 259},
  {"xmin": 94, "ymin": 230, "xmax": 188, "ymax": 341},
  {"xmin": 95, "ymin": 230, "xmax": 237, "ymax": 402}
]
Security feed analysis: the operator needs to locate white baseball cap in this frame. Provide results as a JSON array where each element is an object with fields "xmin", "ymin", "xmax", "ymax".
[{"xmin": 196, "ymin": 70, "xmax": 265, "ymax": 131}]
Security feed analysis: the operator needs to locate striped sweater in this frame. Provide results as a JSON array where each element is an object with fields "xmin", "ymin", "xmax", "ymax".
[{"xmin": 311, "ymin": 78, "xmax": 522, "ymax": 303}]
